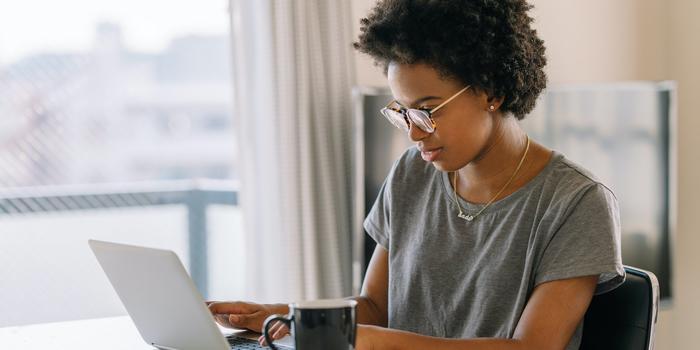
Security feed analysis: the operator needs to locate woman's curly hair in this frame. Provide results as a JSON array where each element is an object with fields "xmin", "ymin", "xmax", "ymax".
[{"xmin": 353, "ymin": 0, "xmax": 547, "ymax": 119}]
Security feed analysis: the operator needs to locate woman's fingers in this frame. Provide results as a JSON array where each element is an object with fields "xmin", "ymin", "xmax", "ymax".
[
  {"xmin": 213, "ymin": 314, "xmax": 232, "ymax": 328},
  {"xmin": 207, "ymin": 301, "xmax": 272, "ymax": 331},
  {"xmin": 273, "ymin": 323, "xmax": 290, "ymax": 339},
  {"xmin": 261, "ymin": 321, "xmax": 282, "ymax": 344},
  {"xmin": 212, "ymin": 313, "xmax": 250, "ymax": 330},
  {"xmin": 258, "ymin": 321, "xmax": 290, "ymax": 346},
  {"xmin": 258, "ymin": 334, "xmax": 267, "ymax": 347},
  {"xmin": 269, "ymin": 321, "xmax": 288, "ymax": 338},
  {"xmin": 219, "ymin": 310, "xmax": 268, "ymax": 330},
  {"xmin": 268, "ymin": 320, "xmax": 282, "ymax": 333},
  {"xmin": 228, "ymin": 313, "xmax": 250, "ymax": 328}
]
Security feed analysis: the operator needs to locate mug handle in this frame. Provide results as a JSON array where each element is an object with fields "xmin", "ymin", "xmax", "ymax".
[{"xmin": 263, "ymin": 313, "xmax": 292, "ymax": 350}]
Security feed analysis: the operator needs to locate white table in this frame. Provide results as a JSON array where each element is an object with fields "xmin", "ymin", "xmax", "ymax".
[
  {"xmin": 0, "ymin": 316, "xmax": 154, "ymax": 349},
  {"xmin": 0, "ymin": 316, "xmax": 261, "ymax": 349}
]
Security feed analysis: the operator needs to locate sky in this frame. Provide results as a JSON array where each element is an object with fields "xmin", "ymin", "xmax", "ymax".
[{"xmin": 0, "ymin": 0, "xmax": 230, "ymax": 65}]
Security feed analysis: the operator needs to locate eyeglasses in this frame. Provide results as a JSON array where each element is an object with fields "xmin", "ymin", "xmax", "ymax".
[{"xmin": 380, "ymin": 85, "xmax": 471, "ymax": 133}]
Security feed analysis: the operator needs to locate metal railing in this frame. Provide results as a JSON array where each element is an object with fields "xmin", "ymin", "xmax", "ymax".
[{"xmin": 0, "ymin": 179, "xmax": 239, "ymax": 297}]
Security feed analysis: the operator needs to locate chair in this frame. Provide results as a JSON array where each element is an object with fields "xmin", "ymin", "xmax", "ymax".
[{"xmin": 580, "ymin": 266, "xmax": 660, "ymax": 350}]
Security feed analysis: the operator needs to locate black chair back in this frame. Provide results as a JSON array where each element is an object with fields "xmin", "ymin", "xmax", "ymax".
[{"xmin": 580, "ymin": 266, "xmax": 659, "ymax": 350}]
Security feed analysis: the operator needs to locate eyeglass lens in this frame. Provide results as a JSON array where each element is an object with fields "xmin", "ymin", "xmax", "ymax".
[{"xmin": 381, "ymin": 108, "xmax": 434, "ymax": 133}]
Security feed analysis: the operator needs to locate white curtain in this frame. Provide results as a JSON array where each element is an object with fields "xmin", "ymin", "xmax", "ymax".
[{"xmin": 228, "ymin": 0, "xmax": 356, "ymax": 302}]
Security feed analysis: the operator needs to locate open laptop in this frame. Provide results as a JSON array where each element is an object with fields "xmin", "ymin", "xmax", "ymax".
[{"xmin": 88, "ymin": 239, "xmax": 294, "ymax": 350}]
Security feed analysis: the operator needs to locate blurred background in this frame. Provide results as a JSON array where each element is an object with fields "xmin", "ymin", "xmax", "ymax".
[{"xmin": 1, "ymin": 0, "xmax": 698, "ymax": 349}]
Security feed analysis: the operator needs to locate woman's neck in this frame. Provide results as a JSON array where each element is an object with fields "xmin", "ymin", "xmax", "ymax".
[{"xmin": 454, "ymin": 116, "xmax": 530, "ymax": 203}]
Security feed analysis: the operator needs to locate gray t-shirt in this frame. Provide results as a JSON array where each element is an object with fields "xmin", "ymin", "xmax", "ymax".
[{"xmin": 363, "ymin": 147, "xmax": 625, "ymax": 350}]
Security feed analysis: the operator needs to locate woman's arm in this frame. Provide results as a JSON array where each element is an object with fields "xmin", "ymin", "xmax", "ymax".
[
  {"xmin": 350, "ymin": 245, "xmax": 389, "ymax": 327},
  {"xmin": 209, "ymin": 245, "xmax": 389, "ymax": 342},
  {"xmin": 357, "ymin": 275, "xmax": 598, "ymax": 350}
]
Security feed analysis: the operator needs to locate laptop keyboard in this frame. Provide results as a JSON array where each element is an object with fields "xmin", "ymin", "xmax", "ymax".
[{"xmin": 226, "ymin": 335, "xmax": 268, "ymax": 349}]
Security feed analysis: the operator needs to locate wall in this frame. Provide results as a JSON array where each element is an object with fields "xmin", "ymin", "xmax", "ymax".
[
  {"xmin": 351, "ymin": 1, "xmax": 700, "ymax": 349},
  {"xmin": 351, "ymin": 0, "xmax": 387, "ymax": 87},
  {"xmin": 531, "ymin": 0, "xmax": 668, "ymax": 82},
  {"xmin": 666, "ymin": 1, "xmax": 700, "ymax": 348}
]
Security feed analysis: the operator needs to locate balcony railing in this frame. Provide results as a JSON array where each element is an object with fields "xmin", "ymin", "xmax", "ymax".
[{"xmin": 0, "ymin": 180, "xmax": 238, "ymax": 299}]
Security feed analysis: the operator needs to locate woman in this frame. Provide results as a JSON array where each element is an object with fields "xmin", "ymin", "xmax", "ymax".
[{"xmin": 208, "ymin": 1, "xmax": 624, "ymax": 349}]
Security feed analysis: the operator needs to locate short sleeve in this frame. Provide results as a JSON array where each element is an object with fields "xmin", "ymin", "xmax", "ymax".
[
  {"xmin": 535, "ymin": 184, "xmax": 625, "ymax": 295},
  {"xmin": 363, "ymin": 149, "xmax": 423, "ymax": 251},
  {"xmin": 363, "ymin": 177, "xmax": 391, "ymax": 249}
]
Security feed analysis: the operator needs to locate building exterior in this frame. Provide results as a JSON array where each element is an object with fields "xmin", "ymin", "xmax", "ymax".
[{"xmin": 0, "ymin": 23, "xmax": 236, "ymax": 188}]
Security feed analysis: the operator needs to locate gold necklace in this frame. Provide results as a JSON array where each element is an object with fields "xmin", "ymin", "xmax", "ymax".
[{"xmin": 453, "ymin": 136, "xmax": 530, "ymax": 222}]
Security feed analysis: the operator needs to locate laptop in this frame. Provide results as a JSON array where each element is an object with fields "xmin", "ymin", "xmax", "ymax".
[{"xmin": 88, "ymin": 239, "xmax": 294, "ymax": 350}]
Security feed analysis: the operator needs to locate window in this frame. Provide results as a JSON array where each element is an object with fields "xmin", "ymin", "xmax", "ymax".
[{"xmin": 0, "ymin": 0, "xmax": 244, "ymax": 327}]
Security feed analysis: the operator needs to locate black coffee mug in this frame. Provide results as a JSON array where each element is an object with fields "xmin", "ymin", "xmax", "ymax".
[{"xmin": 263, "ymin": 299, "xmax": 357, "ymax": 350}]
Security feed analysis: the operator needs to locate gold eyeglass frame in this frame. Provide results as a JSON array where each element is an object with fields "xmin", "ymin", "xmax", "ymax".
[{"xmin": 380, "ymin": 85, "xmax": 471, "ymax": 133}]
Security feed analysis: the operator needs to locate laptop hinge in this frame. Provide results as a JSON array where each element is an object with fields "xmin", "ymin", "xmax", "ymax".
[{"xmin": 152, "ymin": 343, "xmax": 180, "ymax": 350}]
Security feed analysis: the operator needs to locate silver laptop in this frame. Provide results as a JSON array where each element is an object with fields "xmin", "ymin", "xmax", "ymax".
[{"xmin": 88, "ymin": 239, "xmax": 293, "ymax": 350}]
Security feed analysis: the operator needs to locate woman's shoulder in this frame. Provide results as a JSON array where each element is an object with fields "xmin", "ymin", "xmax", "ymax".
[{"xmin": 541, "ymin": 151, "xmax": 617, "ymax": 208}]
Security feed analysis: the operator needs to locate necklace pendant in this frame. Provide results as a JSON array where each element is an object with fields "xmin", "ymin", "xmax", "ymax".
[{"xmin": 458, "ymin": 212, "xmax": 474, "ymax": 221}]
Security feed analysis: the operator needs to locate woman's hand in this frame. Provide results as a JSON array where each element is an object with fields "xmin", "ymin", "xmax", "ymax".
[
  {"xmin": 206, "ymin": 301, "xmax": 288, "ymax": 332},
  {"xmin": 256, "ymin": 320, "xmax": 291, "ymax": 347}
]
